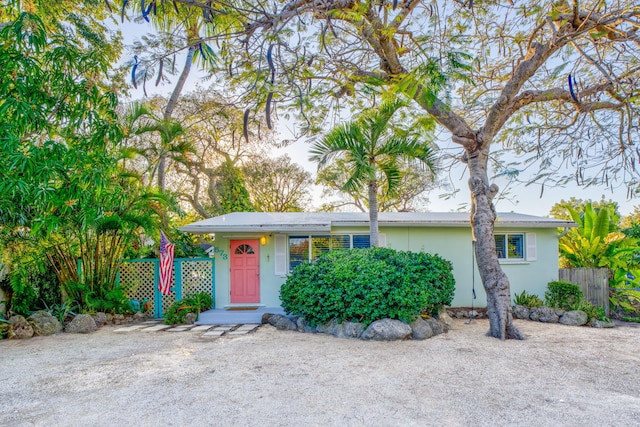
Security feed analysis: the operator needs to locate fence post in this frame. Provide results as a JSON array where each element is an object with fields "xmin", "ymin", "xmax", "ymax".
[
  {"xmin": 153, "ymin": 259, "xmax": 162, "ymax": 318},
  {"xmin": 174, "ymin": 259, "xmax": 183, "ymax": 301}
]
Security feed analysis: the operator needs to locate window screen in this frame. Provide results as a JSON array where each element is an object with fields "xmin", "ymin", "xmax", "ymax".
[
  {"xmin": 352, "ymin": 235, "xmax": 371, "ymax": 248},
  {"xmin": 495, "ymin": 233, "xmax": 524, "ymax": 260},
  {"xmin": 289, "ymin": 236, "xmax": 309, "ymax": 270}
]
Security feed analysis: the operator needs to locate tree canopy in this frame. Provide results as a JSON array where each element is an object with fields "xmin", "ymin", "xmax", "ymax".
[{"xmin": 4, "ymin": 0, "xmax": 640, "ymax": 339}]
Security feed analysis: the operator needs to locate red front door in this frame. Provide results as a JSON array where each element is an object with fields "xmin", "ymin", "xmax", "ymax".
[{"xmin": 230, "ymin": 240, "xmax": 260, "ymax": 304}]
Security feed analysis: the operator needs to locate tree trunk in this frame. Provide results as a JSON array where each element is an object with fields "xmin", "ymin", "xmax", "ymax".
[
  {"xmin": 466, "ymin": 143, "xmax": 524, "ymax": 340},
  {"xmin": 369, "ymin": 180, "xmax": 379, "ymax": 247},
  {"xmin": 158, "ymin": 45, "xmax": 196, "ymax": 190}
]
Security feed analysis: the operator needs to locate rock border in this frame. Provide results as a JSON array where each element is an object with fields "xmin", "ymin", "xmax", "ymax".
[
  {"xmin": 1, "ymin": 311, "xmax": 153, "ymax": 339},
  {"xmin": 444, "ymin": 305, "xmax": 614, "ymax": 328},
  {"xmin": 262, "ymin": 313, "xmax": 449, "ymax": 341},
  {"xmin": 512, "ymin": 305, "xmax": 614, "ymax": 328}
]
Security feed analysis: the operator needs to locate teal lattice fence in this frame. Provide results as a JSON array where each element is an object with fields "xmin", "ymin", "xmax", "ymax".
[{"xmin": 118, "ymin": 258, "xmax": 214, "ymax": 318}]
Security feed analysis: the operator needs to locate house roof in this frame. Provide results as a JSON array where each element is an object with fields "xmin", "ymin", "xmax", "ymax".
[{"xmin": 179, "ymin": 212, "xmax": 576, "ymax": 234}]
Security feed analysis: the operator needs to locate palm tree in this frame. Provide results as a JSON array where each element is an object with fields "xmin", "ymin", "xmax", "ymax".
[
  {"xmin": 120, "ymin": 101, "xmax": 192, "ymax": 188},
  {"xmin": 309, "ymin": 100, "xmax": 438, "ymax": 246}
]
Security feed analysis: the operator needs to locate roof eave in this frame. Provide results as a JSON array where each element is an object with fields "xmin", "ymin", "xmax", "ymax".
[{"xmin": 178, "ymin": 224, "xmax": 332, "ymax": 234}]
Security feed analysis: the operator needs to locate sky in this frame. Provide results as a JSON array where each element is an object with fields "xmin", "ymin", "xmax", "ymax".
[{"xmin": 115, "ymin": 20, "xmax": 637, "ymax": 219}]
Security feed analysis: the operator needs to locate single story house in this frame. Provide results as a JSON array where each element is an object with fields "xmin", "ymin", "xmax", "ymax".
[{"xmin": 179, "ymin": 212, "xmax": 576, "ymax": 309}]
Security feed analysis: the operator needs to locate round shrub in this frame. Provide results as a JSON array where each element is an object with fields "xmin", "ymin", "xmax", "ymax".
[
  {"xmin": 280, "ymin": 247, "xmax": 455, "ymax": 326},
  {"xmin": 545, "ymin": 281, "xmax": 584, "ymax": 311}
]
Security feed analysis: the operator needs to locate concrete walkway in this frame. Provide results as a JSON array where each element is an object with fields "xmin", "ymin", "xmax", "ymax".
[{"xmin": 113, "ymin": 320, "xmax": 261, "ymax": 337}]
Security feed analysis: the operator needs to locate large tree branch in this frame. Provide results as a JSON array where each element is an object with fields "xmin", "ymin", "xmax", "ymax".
[
  {"xmin": 482, "ymin": 41, "xmax": 559, "ymax": 140},
  {"xmin": 481, "ymin": 5, "xmax": 640, "ymax": 141},
  {"xmin": 511, "ymin": 81, "xmax": 624, "ymax": 117},
  {"xmin": 412, "ymin": 86, "xmax": 476, "ymax": 149},
  {"xmin": 242, "ymin": 0, "xmax": 357, "ymax": 37}
]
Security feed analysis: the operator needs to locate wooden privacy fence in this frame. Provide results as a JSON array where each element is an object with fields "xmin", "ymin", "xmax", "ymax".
[
  {"xmin": 558, "ymin": 268, "xmax": 609, "ymax": 314},
  {"xmin": 117, "ymin": 258, "xmax": 214, "ymax": 319}
]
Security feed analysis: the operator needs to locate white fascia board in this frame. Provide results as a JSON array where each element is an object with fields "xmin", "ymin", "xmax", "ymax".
[
  {"xmin": 494, "ymin": 220, "xmax": 577, "ymax": 229},
  {"xmin": 179, "ymin": 223, "xmax": 331, "ymax": 234}
]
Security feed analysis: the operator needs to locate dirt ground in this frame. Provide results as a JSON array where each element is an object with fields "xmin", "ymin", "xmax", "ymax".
[{"xmin": 1, "ymin": 318, "xmax": 639, "ymax": 427}]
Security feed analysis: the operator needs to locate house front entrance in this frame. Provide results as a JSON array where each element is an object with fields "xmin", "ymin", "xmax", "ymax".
[{"xmin": 230, "ymin": 239, "xmax": 260, "ymax": 304}]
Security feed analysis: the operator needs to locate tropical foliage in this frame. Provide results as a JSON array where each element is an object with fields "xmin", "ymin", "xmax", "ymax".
[
  {"xmin": 164, "ymin": 292, "xmax": 213, "ymax": 325},
  {"xmin": 0, "ymin": 12, "xmax": 171, "ymax": 315},
  {"xmin": 317, "ymin": 159, "xmax": 436, "ymax": 213},
  {"xmin": 557, "ymin": 202, "xmax": 638, "ymax": 271},
  {"xmin": 513, "ymin": 291, "xmax": 543, "ymax": 308},
  {"xmin": 309, "ymin": 100, "xmax": 438, "ymax": 246},
  {"xmin": 553, "ymin": 201, "xmax": 640, "ymax": 318}
]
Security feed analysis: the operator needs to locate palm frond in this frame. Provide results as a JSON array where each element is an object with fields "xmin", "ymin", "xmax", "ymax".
[{"xmin": 309, "ymin": 122, "xmax": 362, "ymax": 169}]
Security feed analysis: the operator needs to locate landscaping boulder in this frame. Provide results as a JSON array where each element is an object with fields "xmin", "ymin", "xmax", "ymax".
[
  {"xmin": 425, "ymin": 317, "xmax": 447, "ymax": 336},
  {"xmin": 185, "ymin": 312, "xmax": 197, "ymax": 325},
  {"xmin": 559, "ymin": 310, "xmax": 588, "ymax": 326},
  {"xmin": 93, "ymin": 312, "xmax": 108, "ymax": 327},
  {"xmin": 317, "ymin": 319, "xmax": 365, "ymax": 338},
  {"xmin": 361, "ymin": 319, "xmax": 412, "ymax": 341},
  {"xmin": 437, "ymin": 306, "xmax": 453, "ymax": 327},
  {"xmin": 264, "ymin": 314, "xmax": 297, "ymax": 331},
  {"xmin": 591, "ymin": 319, "xmax": 615, "ymax": 328},
  {"xmin": 28, "ymin": 311, "xmax": 62, "ymax": 336},
  {"xmin": 294, "ymin": 317, "xmax": 317, "ymax": 333},
  {"xmin": 9, "ymin": 315, "xmax": 34, "ymax": 339},
  {"xmin": 512, "ymin": 305, "xmax": 530, "ymax": 320},
  {"xmin": 529, "ymin": 307, "xmax": 559, "ymax": 323},
  {"xmin": 410, "ymin": 317, "xmax": 434, "ymax": 340},
  {"xmin": 65, "ymin": 314, "xmax": 97, "ymax": 334}
]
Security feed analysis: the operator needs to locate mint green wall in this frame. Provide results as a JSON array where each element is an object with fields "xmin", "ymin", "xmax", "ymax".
[
  {"xmin": 383, "ymin": 227, "xmax": 478, "ymax": 307},
  {"xmin": 211, "ymin": 226, "xmax": 560, "ymax": 309},
  {"xmin": 497, "ymin": 228, "xmax": 559, "ymax": 302},
  {"xmin": 383, "ymin": 226, "xmax": 559, "ymax": 306}
]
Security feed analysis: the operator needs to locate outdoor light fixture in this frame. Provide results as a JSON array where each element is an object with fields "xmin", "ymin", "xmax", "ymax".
[{"xmin": 260, "ymin": 236, "xmax": 267, "ymax": 245}]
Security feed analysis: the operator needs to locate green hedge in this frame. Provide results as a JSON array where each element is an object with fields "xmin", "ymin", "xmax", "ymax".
[
  {"xmin": 545, "ymin": 281, "xmax": 584, "ymax": 311},
  {"xmin": 280, "ymin": 247, "xmax": 455, "ymax": 326}
]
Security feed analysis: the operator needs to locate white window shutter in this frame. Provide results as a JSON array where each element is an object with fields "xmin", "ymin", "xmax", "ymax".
[
  {"xmin": 378, "ymin": 233, "xmax": 387, "ymax": 248},
  {"xmin": 526, "ymin": 233, "xmax": 537, "ymax": 261},
  {"xmin": 274, "ymin": 234, "xmax": 287, "ymax": 276}
]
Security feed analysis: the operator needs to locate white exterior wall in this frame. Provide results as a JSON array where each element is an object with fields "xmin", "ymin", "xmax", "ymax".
[{"xmin": 211, "ymin": 226, "xmax": 560, "ymax": 309}]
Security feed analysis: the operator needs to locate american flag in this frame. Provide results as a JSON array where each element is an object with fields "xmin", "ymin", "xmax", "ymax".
[{"xmin": 159, "ymin": 231, "xmax": 175, "ymax": 296}]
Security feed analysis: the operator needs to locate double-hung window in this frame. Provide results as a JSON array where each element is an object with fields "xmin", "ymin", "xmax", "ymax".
[{"xmin": 494, "ymin": 233, "xmax": 525, "ymax": 260}]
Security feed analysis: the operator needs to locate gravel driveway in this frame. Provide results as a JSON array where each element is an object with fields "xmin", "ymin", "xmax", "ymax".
[{"xmin": 1, "ymin": 319, "xmax": 639, "ymax": 426}]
